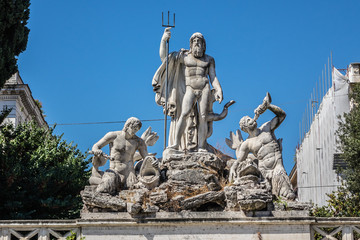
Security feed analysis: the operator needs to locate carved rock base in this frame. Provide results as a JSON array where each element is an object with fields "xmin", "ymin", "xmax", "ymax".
[
  {"xmin": 162, "ymin": 151, "xmax": 225, "ymax": 191},
  {"xmin": 81, "ymin": 151, "xmax": 229, "ymax": 214},
  {"xmin": 81, "ymin": 151, "xmax": 309, "ymax": 215},
  {"xmin": 81, "ymin": 186, "xmax": 127, "ymax": 212},
  {"xmin": 153, "ymin": 151, "xmax": 226, "ymax": 211},
  {"xmin": 224, "ymin": 176, "xmax": 272, "ymax": 211}
]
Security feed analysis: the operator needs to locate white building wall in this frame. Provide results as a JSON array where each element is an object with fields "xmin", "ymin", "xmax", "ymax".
[
  {"xmin": 296, "ymin": 68, "xmax": 350, "ymax": 206},
  {"xmin": 0, "ymin": 95, "xmax": 28, "ymax": 126},
  {"xmin": 15, "ymin": 95, "xmax": 37, "ymax": 125},
  {"xmin": 0, "ymin": 99, "xmax": 17, "ymax": 125},
  {"xmin": 0, "ymin": 72, "xmax": 46, "ymax": 127}
]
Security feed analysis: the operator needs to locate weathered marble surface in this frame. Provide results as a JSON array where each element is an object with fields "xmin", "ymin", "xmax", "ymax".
[
  {"xmin": 81, "ymin": 32, "xmax": 306, "ymax": 216},
  {"xmin": 5, "ymin": 216, "xmax": 360, "ymax": 240},
  {"xmin": 83, "ymin": 151, "xmax": 227, "ymax": 214},
  {"xmin": 227, "ymin": 93, "xmax": 296, "ymax": 200},
  {"xmin": 79, "ymin": 213, "xmax": 316, "ymax": 240},
  {"xmin": 82, "ymin": 146, "xmax": 304, "ymax": 215},
  {"xmin": 138, "ymin": 155, "xmax": 160, "ymax": 190},
  {"xmin": 88, "ymin": 118, "xmax": 159, "ymax": 195},
  {"xmin": 152, "ymin": 28, "xmax": 234, "ymax": 152},
  {"xmin": 224, "ymin": 159, "xmax": 273, "ymax": 211},
  {"xmin": 145, "ymin": 151, "xmax": 226, "ymax": 212},
  {"xmin": 82, "ymin": 117, "xmax": 162, "ymax": 213},
  {"xmin": 81, "ymin": 186, "xmax": 127, "ymax": 212}
]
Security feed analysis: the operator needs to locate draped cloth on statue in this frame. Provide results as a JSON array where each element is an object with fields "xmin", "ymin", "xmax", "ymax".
[{"xmin": 152, "ymin": 50, "xmax": 197, "ymax": 150}]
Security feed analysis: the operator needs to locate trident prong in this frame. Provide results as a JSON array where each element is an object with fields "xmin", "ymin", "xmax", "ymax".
[{"xmin": 162, "ymin": 11, "xmax": 175, "ymax": 28}]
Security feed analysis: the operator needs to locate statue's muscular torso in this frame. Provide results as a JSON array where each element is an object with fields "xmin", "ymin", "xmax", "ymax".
[
  {"xmin": 183, "ymin": 53, "xmax": 213, "ymax": 90},
  {"xmin": 244, "ymin": 129, "xmax": 282, "ymax": 171},
  {"xmin": 109, "ymin": 131, "xmax": 142, "ymax": 175}
]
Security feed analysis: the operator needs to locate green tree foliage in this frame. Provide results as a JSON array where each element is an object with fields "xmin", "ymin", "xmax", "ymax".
[
  {"xmin": 0, "ymin": 0, "xmax": 30, "ymax": 87},
  {"xmin": 310, "ymin": 183, "xmax": 360, "ymax": 240},
  {"xmin": 0, "ymin": 106, "xmax": 12, "ymax": 123},
  {"xmin": 0, "ymin": 121, "xmax": 90, "ymax": 219},
  {"xmin": 310, "ymin": 182, "xmax": 360, "ymax": 217},
  {"xmin": 337, "ymin": 84, "xmax": 360, "ymax": 194}
]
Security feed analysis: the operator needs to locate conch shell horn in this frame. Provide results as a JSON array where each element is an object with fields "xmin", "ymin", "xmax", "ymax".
[{"xmin": 254, "ymin": 92, "xmax": 272, "ymax": 121}]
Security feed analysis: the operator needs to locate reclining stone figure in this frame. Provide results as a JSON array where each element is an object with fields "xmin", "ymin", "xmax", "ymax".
[
  {"xmin": 89, "ymin": 117, "xmax": 158, "ymax": 194},
  {"xmin": 228, "ymin": 93, "xmax": 295, "ymax": 200}
]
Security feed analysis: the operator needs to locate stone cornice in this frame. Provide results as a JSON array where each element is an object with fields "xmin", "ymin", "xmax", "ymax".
[
  {"xmin": 0, "ymin": 84, "xmax": 47, "ymax": 127},
  {"xmin": 0, "ymin": 95, "xmax": 18, "ymax": 100}
]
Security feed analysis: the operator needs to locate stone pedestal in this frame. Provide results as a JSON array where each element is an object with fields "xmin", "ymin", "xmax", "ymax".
[
  {"xmin": 151, "ymin": 151, "xmax": 226, "ymax": 211},
  {"xmin": 81, "ymin": 151, "xmax": 310, "ymax": 215},
  {"xmin": 2, "ymin": 216, "xmax": 360, "ymax": 240},
  {"xmin": 224, "ymin": 175, "xmax": 273, "ymax": 211},
  {"xmin": 79, "ymin": 212, "xmax": 314, "ymax": 240},
  {"xmin": 81, "ymin": 151, "xmax": 227, "ymax": 214}
]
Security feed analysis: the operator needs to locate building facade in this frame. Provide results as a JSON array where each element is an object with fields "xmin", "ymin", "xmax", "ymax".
[
  {"xmin": 0, "ymin": 72, "xmax": 46, "ymax": 127},
  {"xmin": 292, "ymin": 63, "xmax": 360, "ymax": 206}
]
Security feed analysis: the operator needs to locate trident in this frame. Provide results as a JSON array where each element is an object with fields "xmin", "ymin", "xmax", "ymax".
[{"xmin": 162, "ymin": 11, "xmax": 175, "ymax": 150}]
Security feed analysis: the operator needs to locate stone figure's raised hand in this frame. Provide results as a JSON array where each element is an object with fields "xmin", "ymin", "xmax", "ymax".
[
  {"xmin": 93, "ymin": 150, "xmax": 104, "ymax": 157},
  {"xmin": 229, "ymin": 163, "xmax": 238, "ymax": 182},
  {"xmin": 254, "ymin": 92, "xmax": 272, "ymax": 120},
  {"xmin": 127, "ymin": 172, "xmax": 138, "ymax": 189},
  {"xmin": 215, "ymin": 89, "xmax": 223, "ymax": 103},
  {"xmin": 162, "ymin": 27, "xmax": 172, "ymax": 42},
  {"xmin": 151, "ymin": 157, "xmax": 159, "ymax": 169}
]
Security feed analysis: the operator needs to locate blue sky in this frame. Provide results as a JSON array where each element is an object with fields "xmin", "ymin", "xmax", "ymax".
[{"xmin": 18, "ymin": 0, "xmax": 360, "ymax": 173}]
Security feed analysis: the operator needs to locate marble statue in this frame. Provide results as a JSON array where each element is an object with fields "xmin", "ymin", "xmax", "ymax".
[
  {"xmin": 138, "ymin": 155, "xmax": 160, "ymax": 190},
  {"xmin": 89, "ymin": 117, "xmax": 158, "ymax": 194},
  {"xmin": 80, "ymin": 27, "xmax": 312, "ymax": 215},
  {"xmin": 152, "ymin": 28, "xmax": 230, "ymax": 152},
  {"xmin": 228, "ymin": 93, "xmax": 296, "ymax": 200}
]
